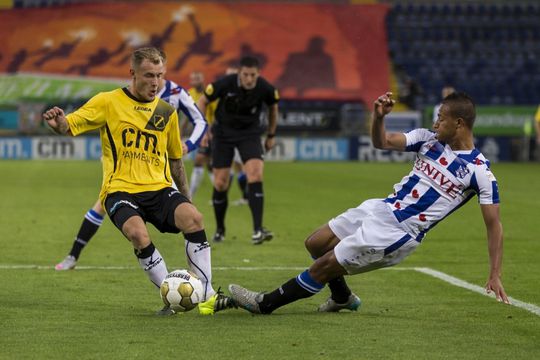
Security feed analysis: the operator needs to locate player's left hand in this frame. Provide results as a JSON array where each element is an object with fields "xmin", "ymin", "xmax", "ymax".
[
  {"xmin": 182, "ymin": 142, "xmax": 188, "ymax": 154},
  {"xmin": 264, "ymin": 137, "xmax": 275, "ymax": 152},
  {"xmin": 485, "ymin": 276, "xmax": 510, "ymax": 304}
]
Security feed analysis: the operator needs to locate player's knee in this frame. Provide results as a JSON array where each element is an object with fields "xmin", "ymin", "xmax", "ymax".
[
  {"xmin": 194, "ymin": 157, "xmax": 204, "ymax": 166},
  {"xmin": 176, "ymin": 205, "xmax": 204, "ymax": 232},
  {"xmin": 213, "ymin": 177, "xmax": 229, "ymax": 191},
  {"xmin": 304, "ymin": 229, "xmax": 327, "ymax": 257},
  {"xmin": 309, "ymin": 252, "xmax": 344, "ymax": 284},
  {"xmin": 247, "ymin": 172, "xmax": 263, "ymax": 182},
  {"xmin": 124, "ymin": 227, "xmax": 150, "ymax": 247},
  {"xmin": 189, "ymin": 209, "xmax": 204, "ymax": 230},
  {"xmin": 304, "ymin": 234, "xmax": 317, "ymax": 254}
]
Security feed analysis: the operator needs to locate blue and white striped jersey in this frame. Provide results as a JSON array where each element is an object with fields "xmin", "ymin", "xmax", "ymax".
[
  {"xmin": 384, "ymin": 129, "xmax": 500, "ymax": 240},
  {"xmin": 158, "ymin": 79, "xmax": 207, "ymax": 153}
]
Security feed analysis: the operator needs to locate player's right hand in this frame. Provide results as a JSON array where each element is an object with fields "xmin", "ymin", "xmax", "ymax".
[
  {"xmin": 485, "ymin": 276, "xmax": 510, "ymax": 304},
  {"xmin": 373, "ymin": 92, "xmax": 395, "ymax": 119},
  {"xmin": 42, "ymin": 106, "xmax": 66, "ymax": 129}
]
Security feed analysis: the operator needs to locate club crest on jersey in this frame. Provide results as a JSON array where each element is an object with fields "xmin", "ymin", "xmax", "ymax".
[
  {"xmin": 455, "ymin": 165, "xmax": 469, "ymax": 179},
  {"xmin": 152, "ymin": 115, "xmax": 166, "ymax": 130}
]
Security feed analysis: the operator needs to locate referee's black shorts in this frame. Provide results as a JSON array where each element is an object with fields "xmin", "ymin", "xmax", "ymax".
[
  {"xmin": 212, "ymin": 136, "xmax": 264, "ymax": 168},
  {"xmin": 104, "ymin": 187, "xmax": 190, "ymax": 233}
]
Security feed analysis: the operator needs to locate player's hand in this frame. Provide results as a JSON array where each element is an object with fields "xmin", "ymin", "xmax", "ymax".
[
  {"xmin": 43, "ymin": 106, "xmax": 65, "ymax": 127},
  {"xmin": 373, "ymin": 92, "xmax": 395, "ymax": 119},
  {"xmin": 182, "ymin": 142, "xmax": 188, "ymax": 154},
  {"xmin": 485, "ymin": 276, "xmax": 510, "ymax": 304},
  {"xmin": 265, "ymin": 136, "xmax": 275, "ymax": 152},
  {"xmin": 43, "ymin": 106, "xmax": 68, "ymax": 134}
]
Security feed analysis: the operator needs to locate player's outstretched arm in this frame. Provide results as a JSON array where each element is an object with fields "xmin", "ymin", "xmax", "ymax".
[
  {"xmin": 170, "ymin": 158, "xmax": 190, "ymax": 200},
  {"xmin": 43, "ymin": 106, "xmax": 71, "ymax": 135},
  {"xmin": 370, "ymin": 92, "xmax": 406, "ymax": 151},
  {"xmin": 480, "ymin": 203, "xmax": 510, "ymax": 304}
]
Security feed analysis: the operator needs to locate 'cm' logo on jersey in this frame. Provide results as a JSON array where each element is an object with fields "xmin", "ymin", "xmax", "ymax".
[{"xmin": 122, "ymin": 128, "xmax": 159, "ymax": 154}]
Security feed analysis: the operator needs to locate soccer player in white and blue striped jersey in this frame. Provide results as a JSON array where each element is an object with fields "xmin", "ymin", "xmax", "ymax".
[
  {"xmin": 55, "ymin": 77, "xmax": 207, "ymax": 271},
  {"xmin": 229, "ymin": 91, "xmax": 510, "ymax": 314}
]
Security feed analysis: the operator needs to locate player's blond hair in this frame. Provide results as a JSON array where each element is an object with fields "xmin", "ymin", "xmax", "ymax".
[{"xmin": 131, "ymin": 47, "xmax": 165, "ymax": 69}]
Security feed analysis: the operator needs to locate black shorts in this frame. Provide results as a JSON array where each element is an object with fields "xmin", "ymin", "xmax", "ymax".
[
  {"xmin": 104, "ymin": 188, "xmax": 190, "ymax": 234},
  {"xmin": 212, "ymin": 136, "xmax": 263, "ymax": 168}
]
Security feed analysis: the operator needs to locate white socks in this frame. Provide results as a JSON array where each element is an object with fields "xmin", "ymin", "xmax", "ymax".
[
  {"xmin": 185, "ymin": 239, "xmax": 215, "ymax": 301},
  {"xmin": 189, "ymin": 166, "xmax": 205, "ymax": 197},
  {"xmin": 135, "ymin": 244, "xmax": 168, "ymax": 288}
]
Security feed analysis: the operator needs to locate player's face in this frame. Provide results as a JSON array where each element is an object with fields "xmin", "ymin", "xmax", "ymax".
[
  {"xmin": 433, "ymin": 104, "xmax": 458, "ymax": 142},
  {"xmin": 131, "ymin": 59, "xmax": 164, "ymax": 102},
  {"xmin": 239, "ymin": 66, "xmax": 259, "ymax": 90},
  {"xmin": 190, "ymin": 73, "xmax": 204, "ymax": 91}
]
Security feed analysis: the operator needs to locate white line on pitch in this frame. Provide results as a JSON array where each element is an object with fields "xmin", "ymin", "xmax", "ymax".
[
  {"xmin": 0, "ymin": 264, "xmax": 417, "ymax": 271},
  {"xmin": 414, "ymin": 267, "xmax": 540, "ymax": 317},
  {"xmin": 0, "ymin": 265, "xmax": 419, "ymax": 271},
  {"xmin": 1, "ymin": 264, "xmax": 537, "ymax": 316}
]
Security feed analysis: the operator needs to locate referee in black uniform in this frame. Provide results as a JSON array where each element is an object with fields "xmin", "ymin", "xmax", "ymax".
[{"xmin": 197, "ymin": 56, "xmax": 279, "ymax": 244}]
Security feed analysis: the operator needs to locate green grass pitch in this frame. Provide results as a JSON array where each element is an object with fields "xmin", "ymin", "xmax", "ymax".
[{"xmin": 1, "ymin": 160, "xmax": 539, "ymax": 359}]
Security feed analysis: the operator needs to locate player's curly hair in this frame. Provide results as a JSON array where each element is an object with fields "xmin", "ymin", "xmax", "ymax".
[
  {"xmin": 131, "ymin": 47, "xmax": 165, "ymax": 69},
  {"xmin": 442, "ymin": 92, "xmax": 476, "ymax": 129}
]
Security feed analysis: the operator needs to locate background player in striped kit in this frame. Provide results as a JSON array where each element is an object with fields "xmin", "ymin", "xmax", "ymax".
[{"xmin": 229, "ymin": 91, "xmax": 509, "ymax": 314}]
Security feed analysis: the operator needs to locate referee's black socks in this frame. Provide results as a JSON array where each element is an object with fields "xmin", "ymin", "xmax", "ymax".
[
  {"xmin": 248, "ymin": 181, "xmax": 264, "ymax": 231},
  {"xmin": 212, "ymin": 188, "xmax": 228, "ymax": 231}
]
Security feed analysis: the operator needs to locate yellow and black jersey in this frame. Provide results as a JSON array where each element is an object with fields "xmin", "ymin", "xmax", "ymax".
[
  {"xmin": 66, "ymin": 88, "xmax": 182, "ymax": 204},
  {"xmin": 188, "ymin": 87, "xmax": 217, "ymax": 125}
]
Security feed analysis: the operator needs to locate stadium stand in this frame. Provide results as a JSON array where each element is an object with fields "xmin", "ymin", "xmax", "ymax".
[{"xmin": 386, "ymin": 2, "xmax": 540, "ymax": 106}]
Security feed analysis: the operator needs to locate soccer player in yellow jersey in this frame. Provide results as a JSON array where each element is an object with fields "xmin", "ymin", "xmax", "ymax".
[
  {"xmin": 43, "ymin": 47, "xmax": 235, "ymax": 315},
  {"xmin": 55, "ymin": 62, "xmax": 207, "ymax": 273}
]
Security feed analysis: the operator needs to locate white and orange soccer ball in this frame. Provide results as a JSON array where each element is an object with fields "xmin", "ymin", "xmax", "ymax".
[{"xmin": 160, "ymin": 269, "xmax": 204, "ymax": 312}]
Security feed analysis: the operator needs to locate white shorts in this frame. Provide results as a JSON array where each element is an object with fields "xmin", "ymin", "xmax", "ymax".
[
  {"xmin": 233, "ymin": 149, "xmax": 242, "ymax": 164},
  {"xmin": 330, "ymin": 199, "xmax": 420, "ymax": 275}
]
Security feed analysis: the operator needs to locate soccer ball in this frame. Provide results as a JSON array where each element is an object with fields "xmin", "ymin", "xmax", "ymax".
[{"xmin": 160, "ymin": 269, "xmax": 204, "ymax": 312}]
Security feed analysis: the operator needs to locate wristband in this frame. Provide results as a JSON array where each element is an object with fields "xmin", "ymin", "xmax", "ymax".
[{"xmin": 267, "ymin": 133, "xmax": 276, "ymax": 138}]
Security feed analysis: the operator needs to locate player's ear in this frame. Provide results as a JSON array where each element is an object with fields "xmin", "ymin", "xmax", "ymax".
[{"xmin": 129, "ymin": 68, "xmax": 135, "ymax": 78}]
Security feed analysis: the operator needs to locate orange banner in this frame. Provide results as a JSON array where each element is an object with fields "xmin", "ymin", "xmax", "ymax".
[{"xmin": 0, "ymin": 2, "xmax": 390, "ymax": 102}]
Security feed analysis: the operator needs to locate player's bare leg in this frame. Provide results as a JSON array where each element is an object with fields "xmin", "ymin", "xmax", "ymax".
[
  {"xmin": 304, "ymin": 224, "xmax": 361, "ymax": 312},
  {"xmin": 121, "ymin": 216, "xmax": 168, "ymax": 288}
]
